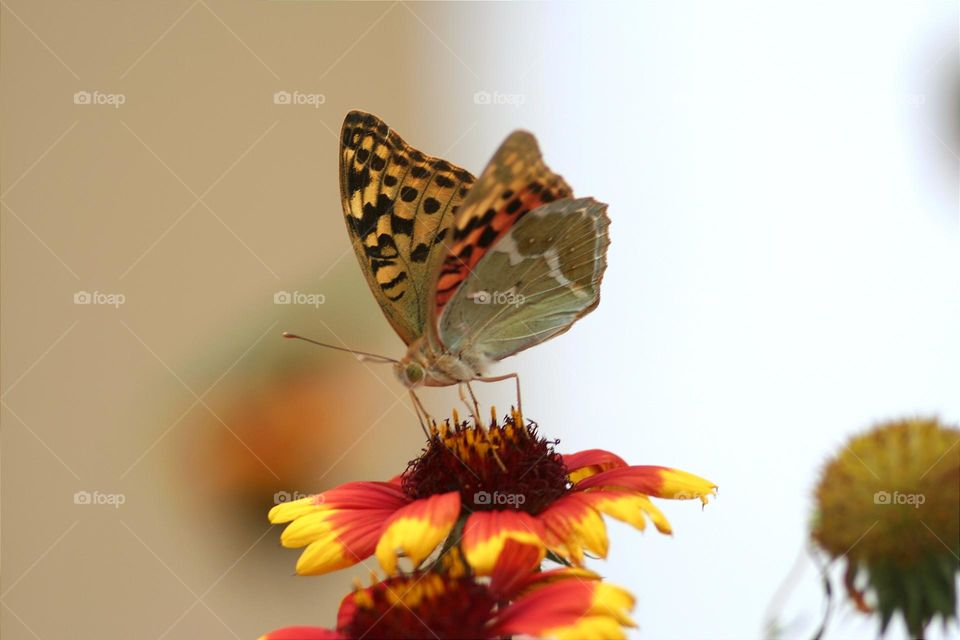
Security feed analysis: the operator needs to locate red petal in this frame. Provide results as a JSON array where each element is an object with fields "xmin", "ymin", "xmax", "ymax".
[
  {"xmin": 336, "ymin": 592, "xmax": 359, "ymax": 631},
  {"xmin": 327, "ymin": 511, "xmax": 391, "ymax": 562},
  {"xmin": 488, "ymin": 539, "xmax": 544, "ymax": 597},
  {"xmin": 562, "ymin": 449, "xmax": 628, "ymax": 476},
  {"xmin": 318, "ymin": 481, "xmax": 409, "ymax": 510},
  {"xmin": 493, "ymin": 580, "xmax": 596, "ymax": 635},
  {"xmin": 573, "ymin": 465, "xmax": 669, "ymax": 493},
  {"xmin": 575, "ymin": 466, "xmax": 718, "ymax": 504}
]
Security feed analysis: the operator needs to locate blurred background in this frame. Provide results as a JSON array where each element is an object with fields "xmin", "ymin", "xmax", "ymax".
[{"xmin": 1, "ymin": 2, "xmax": 957, "ymax": 638}]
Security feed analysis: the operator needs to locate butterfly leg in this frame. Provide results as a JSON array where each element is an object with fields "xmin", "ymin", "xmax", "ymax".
[
  {"xmin": 464, "ymin": 382, "xmax": 485, "ymax": 425},
  {"xmin": 476, "ymin": 372, "xmax": 523, "ymax": 420},
  {"xmin": 458, "ymin": 382, "xmax": 482, "ymax": 427},
  {"xmin": 409, "ymin": 389, "xmax": 432, "ymax": 438}
]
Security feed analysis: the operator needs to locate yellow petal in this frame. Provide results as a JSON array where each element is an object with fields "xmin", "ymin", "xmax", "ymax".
[
  {"xmin": 658, "ymin": 469, "xmax": 718, "ymax": 505},
  {"xmin": 374, "ymin": 493, "xmax": 460, "ymax": 574}
]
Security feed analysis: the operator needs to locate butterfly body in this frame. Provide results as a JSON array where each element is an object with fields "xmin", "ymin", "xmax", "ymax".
[
  {"xmin": 395, "ymin": 338, "xmax": 489, "ymax": 388},
  {"xmin": 338, "ymin": 110, "xmax": 609, "ymax": 398}
]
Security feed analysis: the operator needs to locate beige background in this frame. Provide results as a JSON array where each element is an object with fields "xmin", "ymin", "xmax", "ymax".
[
  {"xmin": 3, "ymin": 2, "xmax": 958, "ymax": 640},
  {"xmin": 1, "ymin": 2, "xmax": 484, "ymax": 638}
]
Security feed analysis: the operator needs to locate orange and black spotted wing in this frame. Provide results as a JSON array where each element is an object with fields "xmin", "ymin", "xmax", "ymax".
[
  {"xmin": 432, "ymin": 131, "xmax": 572, "ymax": 314},
  {"xmin": 339, "ymin": 110, "xmax": 476, "ymax": 345}
]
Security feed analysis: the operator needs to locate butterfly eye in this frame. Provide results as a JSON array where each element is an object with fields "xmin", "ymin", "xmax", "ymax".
[{"xmin": 405, "ymin": 363, "xmax": 424, "ymax": 384}]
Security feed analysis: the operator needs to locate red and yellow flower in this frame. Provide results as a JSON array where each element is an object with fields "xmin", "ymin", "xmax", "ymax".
[
  {"xmin": 270, "ymin": 410, "xmax": 717, "ymax": 576},
  {"xmin": 260, "ymin": 541, "xmax": 637, "ymax": 640}
]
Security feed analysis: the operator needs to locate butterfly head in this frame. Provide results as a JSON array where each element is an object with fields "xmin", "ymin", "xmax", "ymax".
[{"xmin": 395, "ymin": 360, "xmax": 426, "ymax": 388}]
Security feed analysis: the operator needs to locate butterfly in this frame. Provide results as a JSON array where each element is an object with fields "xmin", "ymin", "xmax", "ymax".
[{"xmin": 337, "ymin": 110, "xmax": 609, "ymax": 417}]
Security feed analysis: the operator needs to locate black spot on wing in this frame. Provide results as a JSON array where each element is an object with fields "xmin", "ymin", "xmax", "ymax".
[
  {"xmin": 477, "ymin": 225, "xmax": 498, "ymax": 248},
  {"xmin": 349, "ymin": 202, "xmax": 379, "ymax": 238},
  {"xmin": 363, "ymin": 235, "xmax": 399, "ymax": 260},
  {"xmin": 391, "ymin": 213, "xmax": 414, "ymax": 237},
  {"xmin": 375, "ymin": 194, "xmax": 394, "ymax": 214},
  {"xmin": 370, "ymin": 258, "xmax": 393, "ymax": 274},
  {"xmin": 410, "ymin": 243, "xmax": 430, "ymax": 263},
  {"xmin": 376, "ymin": 234, "xmax": 398, "ymax": 258},
  {"xmin": 380, "ymin": 271, "xmax": 408, "ymax": 291},
  {"xmin": 423, "ymin": 197, "xmax": 440, "ymax": 214},
  {"xmin": 453, "ymin": 208, "xmax": 497, "ymax": 241},
  {"xmin": 346, "ymin": 166, "xmax": 371, "ymax": 195}
]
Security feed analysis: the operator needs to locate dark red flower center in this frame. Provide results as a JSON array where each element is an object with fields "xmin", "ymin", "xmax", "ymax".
[
  {"xmin": 342, "ymin": 574, "xmax": 499, "ymax": 639},
  {"xmin": 401, "ymin": 413, "xmax": 571, "ymax": 515}
]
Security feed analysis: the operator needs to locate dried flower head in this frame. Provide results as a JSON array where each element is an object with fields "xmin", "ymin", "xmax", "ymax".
[{"xmin": 812, "ymin": 416, "xmax": 960, "ymax": 636}]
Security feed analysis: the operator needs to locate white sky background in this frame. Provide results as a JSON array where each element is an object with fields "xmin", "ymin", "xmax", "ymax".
[{"xmin": 442, "ymin": 3, "xmax": 959, "ymax": 638}]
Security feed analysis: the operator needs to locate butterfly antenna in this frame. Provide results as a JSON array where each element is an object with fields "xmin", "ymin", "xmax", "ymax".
[{"xmin": 282, "ymin": 332, "xmax": 399, "ymax": 364}]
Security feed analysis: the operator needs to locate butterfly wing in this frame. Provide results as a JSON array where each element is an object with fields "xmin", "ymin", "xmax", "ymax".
[
  {"xmin": 340, "ymin": 110, "xmax": 476, "ymax": 344},
  {"xmin": 437, "ymin": 197, "xmax": 609, "ymax": 361},
  {"xmin": 431, "ymin": 131, "xmax": 572, "ymax": 317}
]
